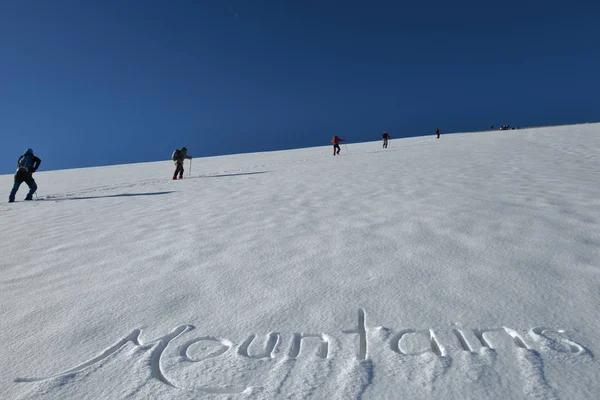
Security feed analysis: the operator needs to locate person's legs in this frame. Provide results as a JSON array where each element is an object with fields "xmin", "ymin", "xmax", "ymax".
[
  {"xmin": 9, "ymin": 181, "xmax": 22, "ymax": 202},
  {"xmin": 9, "ymin": 170, "xmax": 27, "ymax": 202},
  {"xmin": 335, "ymin": 144, "xmax": 341, "ymax": 154},
  {"xmin": 24, "ymin": 176, "xmax": 37, "ymax": 200},
  {"xmin": 174, "ymin": 163, "xmax": 183, "ymax": 179}
]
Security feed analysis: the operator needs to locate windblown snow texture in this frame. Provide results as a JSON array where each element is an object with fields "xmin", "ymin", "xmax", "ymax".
[{"xmin": 1, "ymin": 124, "xmax": 599, "ymax": 399}]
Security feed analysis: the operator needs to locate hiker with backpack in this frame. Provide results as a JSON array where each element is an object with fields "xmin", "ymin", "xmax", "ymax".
[
  {"xmin": 9, "ymin": 148, "xmax": 41, "ymax": 203},
  {"xmin": 331, "ymin": 136, "xmax": 345, "ymax": 156},
  {"xmin": 172, "ymin": 147, "xmax": 192, "ymax": 179},
  {"xmin": 382, "ymin": 132, "xmax": 391, "ymax": 148}
]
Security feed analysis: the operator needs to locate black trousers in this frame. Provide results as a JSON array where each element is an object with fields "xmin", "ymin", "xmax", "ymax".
[
  {"xmin": 174, "ymin": 162, "xmax": 184, "ymax": 177},
  {"xmin": 10, "ymin": 168, "xmax": 37, "ymax": 201}
]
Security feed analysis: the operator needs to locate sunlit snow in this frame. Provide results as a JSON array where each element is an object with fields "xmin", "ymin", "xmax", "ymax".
[{"xmin": 1, "ymin": 124, "xmax": 599, "ymax": 399}]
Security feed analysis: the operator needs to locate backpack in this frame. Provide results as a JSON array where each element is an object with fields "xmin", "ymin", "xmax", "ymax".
[
  {"xmin": 172, "ymin": 149, "xmax": 181, "ymax": 161},
  {"xmin": 18, "ymin": 153, "xmax": 35, "ymax": 171}
]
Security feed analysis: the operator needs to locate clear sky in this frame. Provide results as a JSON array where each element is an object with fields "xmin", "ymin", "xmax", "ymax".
[{"xmin": 1, "ymin": 0, "xmax": 599, "ymax": 173}]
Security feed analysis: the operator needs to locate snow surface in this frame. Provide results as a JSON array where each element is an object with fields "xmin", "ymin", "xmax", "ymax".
[{"xmin": 1, "ymin": 124, "xmax": 599, "ymax": 399}]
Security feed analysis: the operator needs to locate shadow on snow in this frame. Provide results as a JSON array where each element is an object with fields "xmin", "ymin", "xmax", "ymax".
[
  {"xmin": 192, "ymin": 171, "xmax": 271, "ymax": 179},
  {"xmin": 43, "ymin": 191, "xmax": 175, "ymax": 201}
]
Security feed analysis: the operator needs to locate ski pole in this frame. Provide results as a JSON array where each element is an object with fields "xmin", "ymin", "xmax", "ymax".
[
  {"xmin": 344, "ymin": 143, "xmax": 349, "ymax": 154},
  {"xmin": 189, "ymin": 158, "xmax": 192, "ymax": 178}
]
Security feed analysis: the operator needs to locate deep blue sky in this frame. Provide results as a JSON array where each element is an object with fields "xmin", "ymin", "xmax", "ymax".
[{"xmin": 1, "ymin": 0, "xmax": 599, "ymax": 173}]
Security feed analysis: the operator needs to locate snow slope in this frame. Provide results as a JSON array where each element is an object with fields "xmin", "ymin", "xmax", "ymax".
[{"xmin": 1, "ymin": 124, "xmax": 599, "ymax": 399}]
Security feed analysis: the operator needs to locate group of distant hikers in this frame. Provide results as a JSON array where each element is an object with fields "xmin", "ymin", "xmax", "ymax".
[
  {"xmin": 8, "ymin": 128, "xmax": 442, "ymax": 202},
  {"xmin": 331, "ymin": 128, "xmax": 441, "ymax": 156},
  {"xmin": 490, "ymin": 125, "xmax": 520, "ymax": 130}
]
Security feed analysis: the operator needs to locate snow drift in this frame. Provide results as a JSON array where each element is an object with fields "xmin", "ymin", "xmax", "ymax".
[{"xmin": 1, "ymin": 124, "xmax": 599, "ymax": 399}]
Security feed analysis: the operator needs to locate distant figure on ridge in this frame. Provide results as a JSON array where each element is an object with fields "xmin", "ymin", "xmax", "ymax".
[
  {"xmin": 9, "ymin": 148, "xmax": 41, "ymax": 203},
  {"xmin": 436, "ymin": 128, "xmax": 441, "ymax": 139},
  {"xmin": 172, "ymin": 147, "xmax": 192, "ymax": 180},
  {"xmin": 382, "ymin": 132, "xmax": 391, "ymax": 148},
  {"xmin": 331, "ymin": 136, "xmax": 345, "ymax": 156}
]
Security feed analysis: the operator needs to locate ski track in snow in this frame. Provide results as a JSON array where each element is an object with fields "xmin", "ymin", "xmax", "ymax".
[{"xmin": 1, "ymin": 125, "xmax": 600, "ymax": 398}]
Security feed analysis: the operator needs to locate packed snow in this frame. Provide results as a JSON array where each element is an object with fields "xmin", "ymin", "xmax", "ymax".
[{"xmin": 1, "ymin": 124, "xmax": 599, "ymax": 399}]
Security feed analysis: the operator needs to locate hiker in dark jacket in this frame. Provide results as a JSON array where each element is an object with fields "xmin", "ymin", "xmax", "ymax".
[
  {"xmin": 382, "ymin": 132, "xmax": 391, "ymax": 148},
  {"xmin": 9, "ymin": 148, "xmax": 41, "ymax": 203},
  {"xmin": 172, "ymin": 147, "xmax": 192, "ymax": 179}
]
